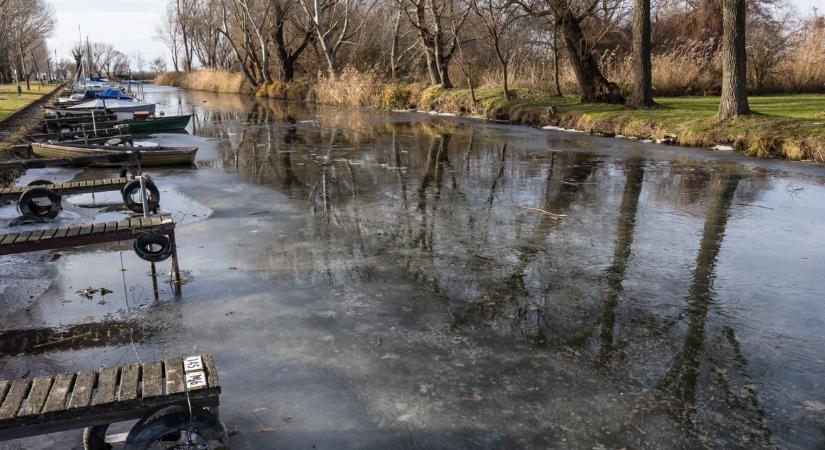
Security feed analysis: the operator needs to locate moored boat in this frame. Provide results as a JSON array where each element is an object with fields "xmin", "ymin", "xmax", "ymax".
[
  {"xmin": 46, "ymin": 99, "xmax": 156, "ymax": 120},
  {"xmin": 121, "ymin": 114, "xmax": 192, "ymax": 133},
  {"xmin": 31, "ymin": 142, "xmax": 197, "ymax": 167}
]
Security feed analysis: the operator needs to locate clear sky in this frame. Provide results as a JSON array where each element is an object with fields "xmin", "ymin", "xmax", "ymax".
[
  {"xmin": 47, "ymin": 0, "xmax": 169, "ymax": 64},
  {"xmin": 46, "ymin": 0, "xmax": 821, "ymax": 66}
]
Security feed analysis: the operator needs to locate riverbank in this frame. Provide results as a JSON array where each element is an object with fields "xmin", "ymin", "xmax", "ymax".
[
  {"xmin": 0, "ymin": 82, "xmax": 63, "ymax": 186},
  {"xmin": 155, "ymin": 70, "xmax": 825, "ymax": 162}
]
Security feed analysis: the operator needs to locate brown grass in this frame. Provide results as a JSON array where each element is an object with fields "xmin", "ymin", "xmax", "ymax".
[
  {"xmin": 314, "ymin": 68, "xmax": 384, "ymax": 107},
  {"xmin": 155, "ymin": 69, "xmax": 251, "ymax": 94}
]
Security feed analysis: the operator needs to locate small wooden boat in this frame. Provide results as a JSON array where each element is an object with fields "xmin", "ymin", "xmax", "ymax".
[
  {"xmin": 31, "ymin": 142, "xmax": 197, "ymax": 167},
  {"xmin": 123, "ymin": 114, "xmax": 192, "ymax": 133}
]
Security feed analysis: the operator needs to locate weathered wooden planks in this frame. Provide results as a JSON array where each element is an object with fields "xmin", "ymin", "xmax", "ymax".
[
  {"xmin": 91, "ymin": 367, "xmax": 119, "ymax": 407},
  {"xmin": 0, "ymin": 177, "xmax": 132, "ymax": 201},
  {"xmin": 0, "ymin": 379, "xmax": 32, "ymax": 420},
  {"xmin": 41, "ymin": 373, "xmax": 74, "ymax": 414},
  {"xmin": 0, "ymin": 214, "xmax": 175, "ymax": 256},
  {"xmin": 18, "ymin": 377, "xmax": 53, "ymax": 417},
  {"xmin": 118, "ymin": 364, "xmax": 140, "ymax": 401},
  {"xmin": 164, "ymin": 358, "xmax": 185, "ymax": 395},
  {"xmin": 0, "ymin": 354, "xmax": 220, "ymax": 441},
  {"xmin": 141, "ymin": 361, "xmax": 163, "ymax": 398},
  {"xmin": 67, "ymin": 372, "xmax": 95, "ymax": 409}
]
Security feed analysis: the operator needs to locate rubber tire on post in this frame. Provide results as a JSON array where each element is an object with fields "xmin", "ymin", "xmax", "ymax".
[
  {"xmin": 18, "ymin": 187, "xmax": 62, "ymax": 218},
  {"xmin": 133, "ymin": 232, "xmax": 173, "ymax": 263},
  {"xmin": 82, "ymin": 425, "xmax": 112, "ymax": 450},
  {"xmin": 121, "ymin": 179, "xmax": 160, "ymax": 214},
  {"xmin": 124, "ymin": 405, "xmax": 228, "ymax": 450}
]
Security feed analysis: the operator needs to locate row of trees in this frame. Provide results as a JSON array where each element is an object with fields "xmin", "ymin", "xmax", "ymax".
[
  {"xmin": 64, "ymin": 41, "xmax": 170, "ymax": 81},
  {"xmin": 155, "ymin": 0, "xmax": 820, "ymax": 119},
  {"xmin": 0, "ymin": 0, "xmax": 55, "ymax": 87}
]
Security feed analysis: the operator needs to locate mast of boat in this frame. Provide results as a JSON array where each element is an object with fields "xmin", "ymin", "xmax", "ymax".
[{"xmin": 77, "ymin": 25, "xmax": 84, "ymax": 87}]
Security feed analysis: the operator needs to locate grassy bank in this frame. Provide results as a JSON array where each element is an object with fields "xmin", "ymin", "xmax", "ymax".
[
  {"xmin": 0, "ymin": 83, "xmax": 59, "ymax": 121},
  {"xmin": 314, "ymin": 74, "xmax": 825, "ymax": 162},
  {"xmin": 155, "ymin": 69, "xmax": 825, "ymax": 162}
]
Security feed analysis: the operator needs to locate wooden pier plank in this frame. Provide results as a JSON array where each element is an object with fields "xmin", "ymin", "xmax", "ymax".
[
  {"xmin": 164, "ymin": 358, "xmax": 184, "ymax": 395},
  {"xmin": 78, "ymin": 224, "xmax": 93, "ymax": 236},
  {"xmin": 66, "ymin": 225, "xmax": 81, "ymax": 238},
  {"xmin": 0, "ymin": 214, "xmax": 175, "ymax": 256},
  {"xmin": 0, "ymin": 353, "xmax": 220, "ymax": 441},
  {"xmin": 12, "ymin": 232, "xmax": 33, "ymax": 244},
  {"xmin": 41, "ymin": 373, "xmax": 74, "ymax": 413},
  {"xmin": 53, "ymin": 227, "xmax": 70, "ymax": 239},
  {"xmin": 91, "ymin": 367, "xmax": 119, "ymax": 407},
  {"xmin": 19, "ymin": 376, "xmax": 54, "ymax": 417},
  {"xmin": 202, "ymin": 354, "xmax": 220, "ymax": 390},
  {"xmin": 118, "ymin": 364, "xmax": 140, "ymax": 401},
  {"xmin": 0, "ymin": 379, "xmax": 32, "ymax": 420},
  {"xmin": 0, "ymin": 381, "xmax": 10, "ymax": 409},
  {"xmin": 141, "ymin": 361, "xmax": 163, "ymax": 398},
  {"xmin": 67, "ymin": 372, "xmax": 95, "ymax": 409}
]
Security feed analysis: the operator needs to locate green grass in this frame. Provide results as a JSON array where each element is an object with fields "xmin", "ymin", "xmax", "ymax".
[
  {"xmin": 412, "ymin": 86, "xmax": 825, "ymax": 161},
  {"xmin": 0, "ymin": 83, "xmax": 59, "ymax": 121}
]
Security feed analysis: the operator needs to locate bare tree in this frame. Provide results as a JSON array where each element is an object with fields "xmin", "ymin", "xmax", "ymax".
[
  {"xmin": 469, "ymin": 0, "xmax": 524, "ymax": 100},
  {"xmin": 155, "ymin": 4, "xmax": 183, "ymax": 72},
  {"xmin": 299, "ymin": 0, "xmax": 374, "ymax": 76},
  {"xmin": 396, "ymin": 0, "xmax": 471, "ymax": 87},
  {"xmin": 517, "ymin": 0, "xmax": 624, "ymax": 103},
  {"xmin": 150, "ymin": 56, "xmax": 169, "ymax": 73}
]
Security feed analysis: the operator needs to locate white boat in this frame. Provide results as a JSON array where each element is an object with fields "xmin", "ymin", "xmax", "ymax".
[{"xmin": 58, "ymin": 99, "xmax": 156, "ymax": 120}]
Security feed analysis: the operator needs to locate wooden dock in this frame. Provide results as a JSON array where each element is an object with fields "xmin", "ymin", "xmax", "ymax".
[
  {"xmin": 0, "ymin": 354, "xmax": 220, "ymax": 441},
  {"xmin": 0, "ymin": 177, "xmax": 133, "ymax": 202}
]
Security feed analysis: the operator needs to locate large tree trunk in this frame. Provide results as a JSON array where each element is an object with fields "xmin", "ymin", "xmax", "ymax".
[
  {"xmin": 717, "ymin": 0, "xmax": 749, "ymax": 119},
  {"xmin": 627, "ymin": 0, "xmax": 654, "ymax": 108},
  {"xmin": 552, "ymin": 28, "xmax": 562, "ymax": 97},
  {"xmin": 557, "ymin": 9, "xmax": 623, "ymax": 104}
]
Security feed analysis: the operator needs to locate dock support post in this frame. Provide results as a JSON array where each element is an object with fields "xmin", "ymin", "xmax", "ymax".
[{"xmin": 168, "ymin": 229, "xmax": 182, "ymax": 297}]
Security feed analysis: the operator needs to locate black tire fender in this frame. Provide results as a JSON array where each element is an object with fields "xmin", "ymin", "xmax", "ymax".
[
  {"xmin": 82, "ymin": 425, "xmax": 112, "ymax": 450},
  {"xmin": 18, "ymin": 187, "xmax": 62, "ymax": 218},
  {"xmin": 121, "ymin": 179, "xmax": 160, "ymax": 214},
  {"xmin": 27, "ymin": 179, "xmax": 53, "ymax": 187},
  {"xmin": 124, "ymin": 405, "xmax": 228, "ymax": 450},
  {"xmin": 133, "ymin": 232, "xmax": 173, "ymax": 263}
]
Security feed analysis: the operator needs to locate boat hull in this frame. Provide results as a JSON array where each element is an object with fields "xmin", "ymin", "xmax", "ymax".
[
  {"xmin": 31, "ymin": 143, "xmax": 197, "ymax": 167},
  {"xmin": 126, "ymin": 115, "xmax": 192, "ymax": 133}
]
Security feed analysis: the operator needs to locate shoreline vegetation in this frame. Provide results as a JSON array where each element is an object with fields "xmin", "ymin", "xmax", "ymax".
[{"xmin": 156, "ymin": 69, "xmax": 825, "ymax": 163}]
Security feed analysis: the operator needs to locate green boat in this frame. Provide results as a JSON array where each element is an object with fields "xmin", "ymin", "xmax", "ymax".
[{"xmin": 121, "ymin": 114, "xmax": 192, "ymax": 133}]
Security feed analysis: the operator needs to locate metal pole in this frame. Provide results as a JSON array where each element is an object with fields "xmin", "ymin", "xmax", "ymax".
[{"xmin": 137, "ymin": 153, "xmax": 149, "ymax": 216}]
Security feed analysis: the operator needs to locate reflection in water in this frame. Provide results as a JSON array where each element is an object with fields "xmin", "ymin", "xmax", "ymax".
[{"xmin": 201, "ymin": 97, "xmax": 825, "ymax": 448}]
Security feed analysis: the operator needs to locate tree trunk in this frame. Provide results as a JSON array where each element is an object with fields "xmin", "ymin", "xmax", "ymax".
[
  {"xmin": 557, "ymin": 9, "xmax": 623, "ymax": 103},
  {"xmin": 437, "ymin": 51, "xmax": 453, "ymax": 88},
  {"xmin": 423, "ymin": 48, "xmax": 441, "ymax": 85},
  {"xmin": 717, "ymin": 0, "xmax": 749, "ymax": 119},
  {"xmin": 627, "ymin": 0, "xmax": 654, "ymax": 108},
  {"xmin": 281, "ymin": 58, "xmax": 295, "ymax": 82},
  {"xmin": 552, "ymin": 29, "xmax": 562, "ymax": 97}
]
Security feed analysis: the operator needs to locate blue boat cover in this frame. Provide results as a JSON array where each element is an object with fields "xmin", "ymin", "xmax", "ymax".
[{"xmin": 82, "ymin": 88, "xmax": 134, "ymax": 100}]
